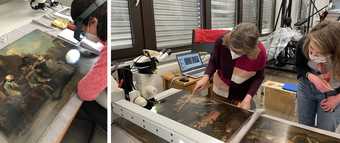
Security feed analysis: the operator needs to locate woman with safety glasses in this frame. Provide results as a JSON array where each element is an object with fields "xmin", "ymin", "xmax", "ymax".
[{"xmin": 193, "ymin": 23, "xmax": 267, "ymax": 110}]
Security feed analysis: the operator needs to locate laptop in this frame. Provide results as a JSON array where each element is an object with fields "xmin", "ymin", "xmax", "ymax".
[{"xmin": 176, "ymin": 52, "xmax": 206, "ymax": 78}]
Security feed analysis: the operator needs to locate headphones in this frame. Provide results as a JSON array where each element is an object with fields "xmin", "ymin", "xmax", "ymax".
[{"xmin": 73, "ymin": 0, "xmax": 107, "ymax": 41}]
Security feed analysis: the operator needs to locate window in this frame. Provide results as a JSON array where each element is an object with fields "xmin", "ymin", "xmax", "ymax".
[
  {"xmin": 112, "ymin": 0, "xmax": 132, "ymax": 50},
  {"xmin": 242, "ymin": 0, "xmax": 258, "ymax": 24},
  {"xmin": 111, "ymin": 0, "xmax": 144, "ymax": 60},
  {"xmin": 111, "ymin": 0, "xmax": 277, "ymax": 60},
  {"xmin": 261, "ymin": 0, "xmax": 275, "ymax": 34},
  {"xmin": 240, "ymin": 0, "xmax": 276, "ymax": 34},
  {"xmin": 211, "ymin": 0, "xmax": 236, "ymax": 29},
  {"xmin": 153, "ymin": 0, "xmax": 201, "ymax": 49}
]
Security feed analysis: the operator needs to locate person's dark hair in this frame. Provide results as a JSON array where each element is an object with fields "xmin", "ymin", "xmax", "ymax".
[{"xmin": 71, "ymin": 0, "xmax": 107, "ymax": 41}]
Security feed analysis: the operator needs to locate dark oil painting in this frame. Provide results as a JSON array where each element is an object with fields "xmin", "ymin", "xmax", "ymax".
[
  {"xmin": 241, "ymin": 116, "xmax": 340, "ymax": 143},
  {"xmin": 0, "ymin": 30, "xmax": 79, "ymax": 143},
  {"xmin": 153, "ymin": 91, "xmax": 253, "ymax": 142}
]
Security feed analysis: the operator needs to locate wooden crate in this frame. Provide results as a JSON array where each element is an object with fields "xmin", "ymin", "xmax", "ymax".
[
  {"xmin": 161, "ymin": 72, "xmax": 212, "ymax": 96},
  {"xmin": 162, "ymin": 72, "xmax": 200, "ymax": 93},
  {"xmin": 263, "ymin": 81, "xmax": 297, "ymax": 121}
]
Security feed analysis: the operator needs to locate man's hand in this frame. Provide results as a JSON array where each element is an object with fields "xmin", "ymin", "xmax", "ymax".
[{"xmin": 238, "ymin": 94, "xmax": 252, "ymax": 110}]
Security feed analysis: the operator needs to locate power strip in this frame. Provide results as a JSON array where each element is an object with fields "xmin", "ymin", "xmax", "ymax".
[
  {"xmin": 112, "ymin": 100, "xmax": 223, "ymax": 143},
  {"xmin": 154, "ymin": 88, "xmax": 182, "ymax": 101}
]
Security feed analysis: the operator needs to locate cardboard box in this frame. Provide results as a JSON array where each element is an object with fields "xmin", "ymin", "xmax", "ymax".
[{"xmin": 263, "ymin": 81, "xmax": 297, "ymax": 121}]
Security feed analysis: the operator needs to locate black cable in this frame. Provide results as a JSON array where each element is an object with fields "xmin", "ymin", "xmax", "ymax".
[
  {"xmin": 273, "ymin": 1, "xmax": 284, "ymax": 31},
  {"xmin": 284, "ymin": 0, "xmax": 292, "ymax": 27},
  {"xmin": 310, "ymin": 0, "xmax": 322, "ymax": 17},
  {"xmin": 294, "ymin": 5, "xmax": 328, "ymax": 27},
  {"xmin": 130, "ymin": 55, "xmax": 144, "ymax": 70},
  {"xmin": 117, "ymin": 67, "xmax": 135, "ymax": 99}
]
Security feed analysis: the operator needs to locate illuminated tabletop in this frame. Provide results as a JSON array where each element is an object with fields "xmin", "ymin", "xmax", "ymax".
[{"xmin": 113, "ymin": 89, "xmax": 340, "ymax": 143}]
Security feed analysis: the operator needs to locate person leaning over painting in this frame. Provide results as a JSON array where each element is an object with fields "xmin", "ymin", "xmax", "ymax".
[
  {"xmin": 296, "ymin": 20, "xmax": 340, "ymax": 132},
  {"xmin": 71, "ymin": 0, "xmax": 107, "ymax": 130},
  {"xmin": 193, "ymin": 23, "xmax": 267, "ymax": 110}
]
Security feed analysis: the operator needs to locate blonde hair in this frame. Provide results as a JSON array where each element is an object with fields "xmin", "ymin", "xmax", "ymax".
[
  {"xmin": 223, "ymin": 23, "xmax": 259, "ymax": 57},
  {"xmin": 303, "ymin": 20, "xmax": 340, "ymax": 79}
]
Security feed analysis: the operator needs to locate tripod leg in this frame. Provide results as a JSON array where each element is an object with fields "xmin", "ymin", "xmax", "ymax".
[
  {"xmin": 310, "ymin": 0, "xmax": 322, "ymax": 17},
  {"xmin": 274, "ymin": 3, "xmax": 283, "ymax": 31}
]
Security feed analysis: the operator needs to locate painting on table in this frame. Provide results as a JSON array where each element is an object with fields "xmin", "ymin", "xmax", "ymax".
[
  {"xmin": 241, "ymin": 116, "xmax": 340, "ymax": 143},
  {"xmin": 0, "ymin": 30, "xmax": 80, "ymax": 143},
  {"xmin": 153, "ymin": 91, "xmax": 253, "ymax": 142}
]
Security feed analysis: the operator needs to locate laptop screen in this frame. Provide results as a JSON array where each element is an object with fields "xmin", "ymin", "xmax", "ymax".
[{"xmin": 177, "ymin": 53, "xmax": 203, "ymax": 72}]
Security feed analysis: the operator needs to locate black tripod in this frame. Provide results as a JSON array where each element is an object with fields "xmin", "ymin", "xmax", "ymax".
[
  {"xmin": 294, "ymin": 0, "xmax": 329, "ymax": 33},
  {"xmin": 268, "ymin": 0, "xmax": 328, "ymax": 72},
  {"xmin": 267, "ymin": 0, "xmax": 296, "ymax": 72},
  {"xmin": 272, "ymin": 0, "xmax": 293, "ymax": 32}
]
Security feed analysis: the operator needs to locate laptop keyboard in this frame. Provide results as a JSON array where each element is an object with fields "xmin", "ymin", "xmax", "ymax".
[
  {"xmin": 191, "ymin": 72, "xmax": 204, "ymax": 77},
  {"xmin": 190, "ymin": 70, "xmax": 203, "ymax": 74},
  {"xmin": 186, "ymin": 69, "xmax": 205, "ymax": 77}
]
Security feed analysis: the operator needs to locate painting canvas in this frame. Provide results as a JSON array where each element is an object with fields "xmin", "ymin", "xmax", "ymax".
[
  {"xmin": 241, "ymin": 116, "xmax": 340, "ymax": 143},
  {"xmin": 153, "ymin": 91, "xmax": 253, "ymax": 142},
  {"xmin": 0, "ymin": 29, "xmax": 79, "ymax": 143}
]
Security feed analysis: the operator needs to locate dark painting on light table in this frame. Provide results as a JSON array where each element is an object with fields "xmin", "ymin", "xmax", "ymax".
[
  {"xmin": 152, "ymin": 91, "xmax": 253, "ymax": 142},
  {"xmin": 0, "ymin": 30, "xmax": 80, "ymax": 143},
  {"xmin": 241, "ymin": 116, "xmax": 340, "ymax": 143}
]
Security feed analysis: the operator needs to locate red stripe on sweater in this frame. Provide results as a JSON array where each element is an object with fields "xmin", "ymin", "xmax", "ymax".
[{"xmin": 234, "ymin": 42, "xmax": 267, "ymax": 71}]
